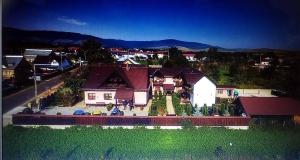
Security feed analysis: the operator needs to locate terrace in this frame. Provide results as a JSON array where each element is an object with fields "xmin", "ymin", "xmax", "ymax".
[{"xmin": 153, "ymin": 77, "xmax": 164, "ymax": 86}]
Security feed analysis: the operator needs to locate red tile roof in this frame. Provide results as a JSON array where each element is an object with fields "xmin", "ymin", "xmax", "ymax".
[
  {"xmin": 239, "ymin": 97, "xmax": 300, "ymax": 116},
  {"xmin": 115, "ymin": 88, "xmax": 134, "ymax": 100},
  {"xmin": 83, "ymin": 64, "xmax": 148, "ymax": 91},
  {"xmin": 184, "ymin": 73, "xmax": 204, "ymax": 85},
  {"xmin": 151, "ymin": 67, "xmax": 205, "ymax": 85}
]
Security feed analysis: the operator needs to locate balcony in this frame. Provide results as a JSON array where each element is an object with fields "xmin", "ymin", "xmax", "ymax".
[{"xmin": 153, "ymin": 78, "xmax": 164, "ymax": 86}]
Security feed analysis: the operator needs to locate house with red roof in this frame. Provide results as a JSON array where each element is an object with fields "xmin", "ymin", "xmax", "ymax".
[
  {"xmin": 236, "ymin": 97, "xmax": 300, "ymax": 124},
  {"xmin": 182, "ymin": 52, "xmax": 196, "ymax": 61},
  {"xmin": 82, "ymin": 64, "xmax": 149, "ymax": 107},
  {"xmin": 150, "ymin": 68, "xmax": 216, "ymax": 107}
]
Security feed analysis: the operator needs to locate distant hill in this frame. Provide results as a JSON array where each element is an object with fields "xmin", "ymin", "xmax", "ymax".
[{"xmin": 3, "ymin": 27, "xmax": 218, "ymax": 50}]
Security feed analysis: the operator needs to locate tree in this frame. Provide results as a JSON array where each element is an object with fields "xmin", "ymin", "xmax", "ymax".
[
  {"xmin": 81, "ymin": 39, "xmax": 114, "ymax": 64},
  {"xmin": 201, "ymin": 104, "xmax": 209, "ymax": 116},
  {"xmin": 165, "ymin": 47, "xmax": 189, "ymax": 67},
  {"xmin": 57, "ymin": 87, "xmax": 74, "ymax": 106}
]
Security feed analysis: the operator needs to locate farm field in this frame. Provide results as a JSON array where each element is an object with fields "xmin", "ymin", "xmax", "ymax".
[{"xmin": 3, "ymin": 125, "xmax": 300, "ymax": 159}]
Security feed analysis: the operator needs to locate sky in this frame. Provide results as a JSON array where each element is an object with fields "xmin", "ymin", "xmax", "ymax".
[{"xmin": 3, "ymin": 0, "xmax": 300, "ymax": 50}]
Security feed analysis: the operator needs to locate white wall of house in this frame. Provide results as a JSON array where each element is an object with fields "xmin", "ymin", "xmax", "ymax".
[
  {"xmin": 134, "ymin": 91, "xmax": 147, "ymax": 105},
  {"xmin": 216, "ymin": 89, "xmax": 234, "ymax": 98},
  {"xmin": 191, "ymin": 76, "xmax": 216, "ymax": 107},
  {"xmin": 84, "ymin": 91, "xmax": 116, "ymax": 105}
]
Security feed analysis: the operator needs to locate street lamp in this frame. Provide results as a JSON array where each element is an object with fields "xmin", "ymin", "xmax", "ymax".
[{"xmin": 33, "ymin": 63, "xmax": 59, "ymax": 110}]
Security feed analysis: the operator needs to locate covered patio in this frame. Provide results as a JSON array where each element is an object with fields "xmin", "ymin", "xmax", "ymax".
[{"xmin": 115, "ymin": 88, "xmax": 134, "ymax": 109}]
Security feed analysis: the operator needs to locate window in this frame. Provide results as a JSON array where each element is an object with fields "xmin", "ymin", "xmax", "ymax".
[
  {"xmin": 217, "ymin": 89, "xmax": 223, "ymax": 94},
  {"xmin": 88, "ymin": 93, "xmax": 96, "ymax": 100},
  {"xmin": 104, "ymin": 93, "xmax": 112, "ymax": 100}
]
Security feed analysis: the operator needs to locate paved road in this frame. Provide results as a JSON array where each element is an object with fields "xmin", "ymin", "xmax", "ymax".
[{"xmin": 2, "ymin": 75, "xmax": 63, "ymax": 113}]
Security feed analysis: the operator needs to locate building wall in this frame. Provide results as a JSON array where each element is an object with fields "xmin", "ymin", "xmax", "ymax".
[
  {"xmin": 84, "ymin": 91, "xmax": 116, "ymax": 105},
  {"xmin": 134, "ymin": 91, "xmax": 147, "ymax": 105},
  {"xmin": 216, "ymin": 89, "xmax": 235, "ymax": 98},
  {"xmin": 236, "ymin": 89, "xmax": 275, "ymax": 97},
  {"xmin": 192, "ymin": 77, "xmax": 216, "ymax": 107},
  {"xmin": 85, "ymin": 90, "xmax": 148, "ymax": 106}
]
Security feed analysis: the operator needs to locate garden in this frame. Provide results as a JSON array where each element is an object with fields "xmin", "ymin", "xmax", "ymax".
[
  {"xmin": 148, "ymin": 91, "xmax": 167, "ymax": 116},
  {"xmin": 172, "ymin": 93, "xmax": 240, "ymax": 117},
  {"xmin": 3, "ymin": 125, "xmax": 300, "ymax": 159}
]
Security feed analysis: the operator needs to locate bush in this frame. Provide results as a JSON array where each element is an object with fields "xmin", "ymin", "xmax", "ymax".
[
  {"xmin": 106, "ymin": 103, "xmax": 114, "ymax": 111},
  {"xmin": 179, "ymin": 119, "xmax": 194, "ymax": 130},
  {"xmin": 184, "ymin": 104, "xmax": 193, "ymax": 116},
  {"xmin": 202, "ymin": 104, "xmax": 209, "ymax": 116}
]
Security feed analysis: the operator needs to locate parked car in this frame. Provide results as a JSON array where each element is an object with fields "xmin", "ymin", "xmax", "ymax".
[
  {"xmin": 19, "ymin": 108, "xmax": 34, "ymax": 114},
  {"xmin": 111, "ymin": 107, "xmax": 124, "ymax": 116},
  {"xmin": 91, "ymin": 109, "xmax": 102, "ymax": 115},
  {"xmin": 73, "ymin": 109, "xmax": 85, "ymax": 115}
]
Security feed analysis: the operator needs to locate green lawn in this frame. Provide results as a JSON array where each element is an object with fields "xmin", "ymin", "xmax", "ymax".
[{"xmin": 3, "ymin": 125, "xmax": 300, "ymax": 159}]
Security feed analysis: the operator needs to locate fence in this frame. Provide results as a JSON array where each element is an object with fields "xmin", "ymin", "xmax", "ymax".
[{"xmin": 12, "ymin": 114, "xmax": 250, "ymax": 126}]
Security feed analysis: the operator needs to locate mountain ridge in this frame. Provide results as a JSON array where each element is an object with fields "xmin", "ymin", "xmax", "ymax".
[{"xmin": 3, "ymin": 27, "xmax": 218, "ymax": 50}]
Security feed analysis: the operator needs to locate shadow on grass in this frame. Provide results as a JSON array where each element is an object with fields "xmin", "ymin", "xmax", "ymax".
[{"xmin": 103, "ymin": 147, "xmax": 114, "ymax": 160}]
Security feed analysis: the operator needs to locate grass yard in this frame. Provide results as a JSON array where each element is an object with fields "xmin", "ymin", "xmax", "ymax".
[{"xmin": 3, "ymin": 125, "xmax": 300, "ymax": 159}]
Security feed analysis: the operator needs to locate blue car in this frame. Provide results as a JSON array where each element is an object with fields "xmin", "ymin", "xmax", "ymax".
[
  {"xmin": 111, "ymin": 107, "xmax": 124, "ymax": 116},
  {"xmin": 73, "ymin": 109, "xmax": 85, "ymax": 115}
]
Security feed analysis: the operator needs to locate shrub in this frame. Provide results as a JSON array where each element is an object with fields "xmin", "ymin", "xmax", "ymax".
[
  {"xmin": 106, "ymin": 103, "xmax": 114, "ymax": 111},
  {"xmin": 158, "ymin": 91, "xmax": 163, "ymax": 99},
  {"xmin": 179, "ymin": 119, "xmax": 194, "ymax": 130},
  {"xmin": 184, "ymin": 104, "xmax": 193, "ymax": 116},
  {"xmin": 157, "ymin": 106, "xmax": 166, "ymax": 116},
  {"xmin": 202, "ymin": 104, "xmax": 209, "ymax": 116},
  {"xmin": 56, "ymin": 87, "xmax": 74, "ymax": 106},
  {"xmin": 220, "ymin": 103, "xmax": 226, "ymax": 115},
  {"xmin": 154, "ymin": 90, "xmax": 158, "ymax": 100}
]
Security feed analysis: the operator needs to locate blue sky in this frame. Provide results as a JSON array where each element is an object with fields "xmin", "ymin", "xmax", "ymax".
[{"xmin": 3, "ymin": 0, "xmax": 300, "ymax": 49}]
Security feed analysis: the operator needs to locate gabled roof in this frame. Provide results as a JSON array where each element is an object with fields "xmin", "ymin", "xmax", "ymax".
[
  {"xmin": 83, "ymin": 64, "xmax": 148, "ymax": 91},
  {"xmin": 155, "ymin": 68, "xmax": 181, "ymax": 77},
  {"xmin": 150, "ymin": 67, "xmax": 206, "ymax": 85},
  {"xmin": 3, "ymin": 55, "xmax": 24, "ymax": 69},
  {"xmin": 239, "ymin": 97, "xmax": 300, "ymax": 116},
  {"xmin": 24, "ymin": 49, "xmax": 52, "ymax": 56},
  {"xmin": 117, "ymin": 57, "xmax": 140, "ymax": 65},
  {"xmin": 183, "ymin": 73, "xmax": 204, "ymax": 85},
  {"xmin": 33, "ymin": 55, "xmax": 70, "ymax": 65}
]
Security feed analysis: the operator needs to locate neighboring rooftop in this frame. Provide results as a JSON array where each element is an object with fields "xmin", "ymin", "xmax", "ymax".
[
  {"xmin": 239, "ymin": 97, "xmax": 300, "ymax": 116},
  {"xmin": 2, "ymin": 55, "xmax": 24, "ymax": 69},
  {"xmin": 24, "ymin": 49, "xmax": 52, "ymax": 56}
]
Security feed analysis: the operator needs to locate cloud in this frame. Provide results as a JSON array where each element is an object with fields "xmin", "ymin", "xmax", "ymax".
[{"xmin": 57, "ymin": 16, "xmax": 87, "ymax": 26}]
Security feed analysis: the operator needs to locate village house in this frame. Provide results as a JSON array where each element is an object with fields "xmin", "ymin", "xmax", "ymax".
[
  {"xmin": 117, "ymin": 56, "xmax": 140, "ymax": 65},
  {"xmin": 150, "ymin": 67, "xmax": 216, "ymax": 107},
  {"xmin": 236, "ymin": 97, "xmax": 300, "ymax": 124},
  {"xmin": 2, "ymin": 55, "xmax": 33, "ymax": 89},
  {"xmin": 32, "ymin": 53, "xmax": 72, "ymax": 71},
  {"xmin": 24, "ymin": 49, "xmax": 53, "ymax": 62},
  {"xmin": 82, "ymin": 64, "xmax": 149, "ymax": 107},
  {"xmin": 182, "ymin": 52, "xmax": 196, "ymax": 61},
  {"xmin": 2, "ymin": 55, "xmax": 32, "ymax": 80}
]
